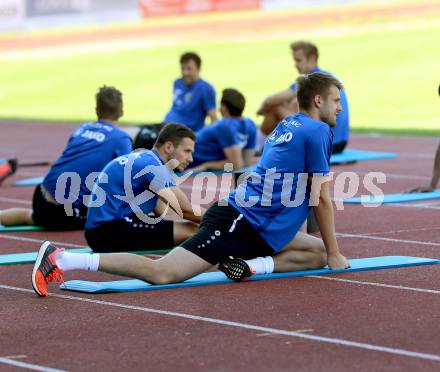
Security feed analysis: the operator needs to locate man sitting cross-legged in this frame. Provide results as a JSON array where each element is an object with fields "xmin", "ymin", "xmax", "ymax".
[{"xmin": 31, "ymin": 73, "xmax": 349, "ymax": 297}]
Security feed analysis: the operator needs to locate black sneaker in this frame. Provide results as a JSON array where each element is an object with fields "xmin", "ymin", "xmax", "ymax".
[{"xmin": 218, "ymin": 257, "xmax": 256, "ymax": 281}]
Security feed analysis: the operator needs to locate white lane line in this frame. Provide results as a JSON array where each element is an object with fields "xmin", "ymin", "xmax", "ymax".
[
  {"xmin": 310, "ymin": 276, "xmax": 440, "ymax": 295},
  {"xmin": 386, "ymin": 203, "xmax": 440, "ymax": 210},
  {"xmin": 0, "ymin": 357, "xmax": 65, "ymax": 372},
  {"xmin": 336, "ymin": 233, "xmax": 440, "ymax": 247},
  {"xmin": 1, "ymin": 284, "xmax": 440, "ymax": 362},
  {"xmin": 0, "ymin": 197, "xmax": 32, "ymax": 205},
  {"xmin": 0, "ymin": 234, "xmax": 84, "ymax": 248},
  {"xmin": 333, "ymin": 171, "xmax": 430, "ymax": 181}
]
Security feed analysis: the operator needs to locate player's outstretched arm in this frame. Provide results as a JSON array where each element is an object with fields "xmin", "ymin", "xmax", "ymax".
[
  {"xmin": 409, "ymin": 143, "xmax": 440, "ymax": 193},
  {"xmin": 257, "ymin": 89, "xmax": 295, "ymax": 115},
  {"xmin": 311, "ymin": 177, "xmax": 350, "ymax": 270}
]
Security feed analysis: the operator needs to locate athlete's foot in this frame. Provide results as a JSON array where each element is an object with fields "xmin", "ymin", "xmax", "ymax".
[
  {"xmin": 32, "ymin": 241, "xmax": 65, "ymax": 297},
  {"xmin": 0, "ymin": 158, "xmax": 17, "ymax": 185},
  {"xmin": 218, "ymin": 257, "xmax": 256, "ymax": 281}
]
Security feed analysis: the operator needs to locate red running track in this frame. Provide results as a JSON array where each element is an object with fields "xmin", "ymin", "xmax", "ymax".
[{"xmin": 0, "ymin": 120, "xmax": 439, "ymax": 371}]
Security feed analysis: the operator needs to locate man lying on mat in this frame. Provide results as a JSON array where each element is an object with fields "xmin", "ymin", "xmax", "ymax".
[
  {"xmin": 188, "ymin": 88, "xmax": 257, "ymax": 172},
  {"xmin": 31, "ymin": 73, "xmax": 349, "ymax": 297},
  {"xmin": 84, "ymin": 123, "xmax": 201, "ymax": 253},
  {"xmin": 0, "ymin": 86, "xmax": 132, "ymax": 231}
]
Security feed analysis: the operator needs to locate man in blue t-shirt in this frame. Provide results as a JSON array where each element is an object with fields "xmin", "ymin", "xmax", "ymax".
[
  {"xmin": 32, "ymin": 73, "xmax": 350, "ymax": 297},
  {"xmin": 0, "ymin": 86, "xmax": 132, "ymax": 231},
  {"xmin": 257, "ymin": 41, "xmax": 350, "ymax": 154},
  {"xmin": 164, "ymin": 52, "xmax": 217, "ymax": 132},
  {"xmin": 189, "ymin": 88, "xmax": 257, "ymax": 172},
  {"xmin": 84, "ymin": 124, "xmax": 201, "ymax": 253}
]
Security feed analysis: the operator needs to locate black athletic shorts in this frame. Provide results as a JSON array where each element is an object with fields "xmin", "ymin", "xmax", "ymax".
[
  {"xmin": 332, "ymin": 141, "xmax": 347, "ymax": 154},
  {"xmin": 181, "ymin": 203, "xmax": 274, "ymax": 265},
  {"xmin": 85, "ymin": 214, "xmax": 174, "ymax": 253},
  {"xmin": 32, "ymin": 184, "xmax": 87, "ymax": 231}
]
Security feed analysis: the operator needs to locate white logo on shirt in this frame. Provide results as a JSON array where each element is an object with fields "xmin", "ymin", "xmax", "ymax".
[
  {"xmin": 80, "ymin": 130, "xmax": 106, "ymax": 143},
  {"xmin": 267, "ymin": 131, "xmax": 293, "ymax": 144}
]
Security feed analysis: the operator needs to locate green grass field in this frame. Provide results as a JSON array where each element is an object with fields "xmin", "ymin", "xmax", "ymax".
[{"xmin": 0, "ymin": 3, "xmax": 439, "ymax": 134}]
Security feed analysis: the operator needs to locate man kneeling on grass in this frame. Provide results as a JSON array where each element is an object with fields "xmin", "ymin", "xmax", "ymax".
[{"xmin": 32, "ymin": 73, "xmax": 349, "ymax": 297}]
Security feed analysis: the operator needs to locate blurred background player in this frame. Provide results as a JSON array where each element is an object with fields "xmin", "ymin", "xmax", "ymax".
[
  {"xmin": 132, "ymin": 52, "xmax": 218, "ymax": 151},
  {"xmin": 188, "ymin": 88, "xmax": 257, "ymax": 172},
  {"xmin": 257, "ymin": 41, "xmax": 350, "ymax": 154},
  {"xmin": 0, "ymin": 86, "xmax": 132, "ymax": 230}
]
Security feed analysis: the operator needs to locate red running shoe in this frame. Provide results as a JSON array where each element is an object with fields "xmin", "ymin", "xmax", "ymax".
[{"xmin": 32, "ymin": 241, "xmax": 64, "ymax": 297}]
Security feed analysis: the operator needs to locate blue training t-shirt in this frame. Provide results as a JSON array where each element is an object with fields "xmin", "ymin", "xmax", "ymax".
[
  {"xmin": 228, "ymin": 112, "xmax": 332, "ymax": 252},
  {"xmin": 164, "ymin": 78, "xmax": 216, "ymax": 132},
  {"xmin": 85, "ymin": 150, "xmax": 176, "ymax": 230},
  {"xmin": 191, "ymin": 117, "xmax": 257, "ymax": 167},
  {"xmin": 290, "ymin": 67, "xmax": 350, "ymax": 144},
  {"xmin": 43, "ymin": 120, "xmax": 132, "ymax": 206}
]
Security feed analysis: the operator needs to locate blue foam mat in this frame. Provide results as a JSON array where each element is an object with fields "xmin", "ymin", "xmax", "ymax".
[
  {"xmin": 344, "ymin": 190, "xmax": 440, "ymax": 204},
  {"xmin": 0, "ymin": 225, "xmax": 44, "ymax": 232},
  {"xmin": 330, "ymin": 149, "xmax": 397, "ymax": 164},
  {"xmin": 13, "ymin": 176, "xmax": 44, "ymax": 187},
  {"xmin": 60, "ymin": 256, "xmax": 439, "ymax": 293}
]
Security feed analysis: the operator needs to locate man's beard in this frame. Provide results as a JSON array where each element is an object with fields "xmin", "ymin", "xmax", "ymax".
[{"xmin": 320, "ymin": 111, "xmax": 336, "ymax": 126}]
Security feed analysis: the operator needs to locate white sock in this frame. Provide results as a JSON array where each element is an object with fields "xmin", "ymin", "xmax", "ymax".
[
  {"xmin": 56, "ymin": 251, "xmax": 100, "ymax": 272},
  {"xmin": 245, "ymin": 256, "xmax": 274, "ymax": 274}
]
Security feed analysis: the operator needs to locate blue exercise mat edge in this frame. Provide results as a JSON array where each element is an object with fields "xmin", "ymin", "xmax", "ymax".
[
  {"xmin": 0, "ymin": 248, "xmax": 171, "ymax": 266},
  {"xmin": 0, "ymin": 225, "xmax": 45, "ymax": 232},
  {"xmin": 330, "ymin": 149, "xmax": 397, "ymax": 164},
  {"xmin": 13, "ymin": 176, "xmax": 44, "ymax": 187},
  {"xmin": 60, "ymin": 256, "xmax": 439, "ymax": 293}
]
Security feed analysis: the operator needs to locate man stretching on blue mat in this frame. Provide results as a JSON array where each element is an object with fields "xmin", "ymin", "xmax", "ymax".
[
  {"xmin": 32, "ymin": 73, "xmax": 349, "ymax": 297},
  {"xmin": 0, "ymin": 86, "xmax": 132, "ymax": 231},
  {"xmin": 410, "ymin": 84, "xmax": 440, "ymax": 193},
  {"xmin": 85, "ymin": 124, "xmax": 201, "ymax": 253}
]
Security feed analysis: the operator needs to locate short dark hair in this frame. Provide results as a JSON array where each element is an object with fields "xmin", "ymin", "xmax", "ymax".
[
  {"xmin": 296, "ymin": 72, "xmax": 343, "ymax": 111},
  {"xmin": 221, "ymin": 88, "xmax": 245, "ymax": 117},
  {"xmin": 180, "ymin": 52, "xmax": 201, "ymax": 69},
  {"xmin": 154, "ymin": 123, "xmax": 196, "ymax": 148},
  {"xmin": 290, "ymin": 41, "xmax": 319, "ymax": 60},
  {"xmin": 95, "ymin": 85, "xmax": 123, "ymax": 120}
]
